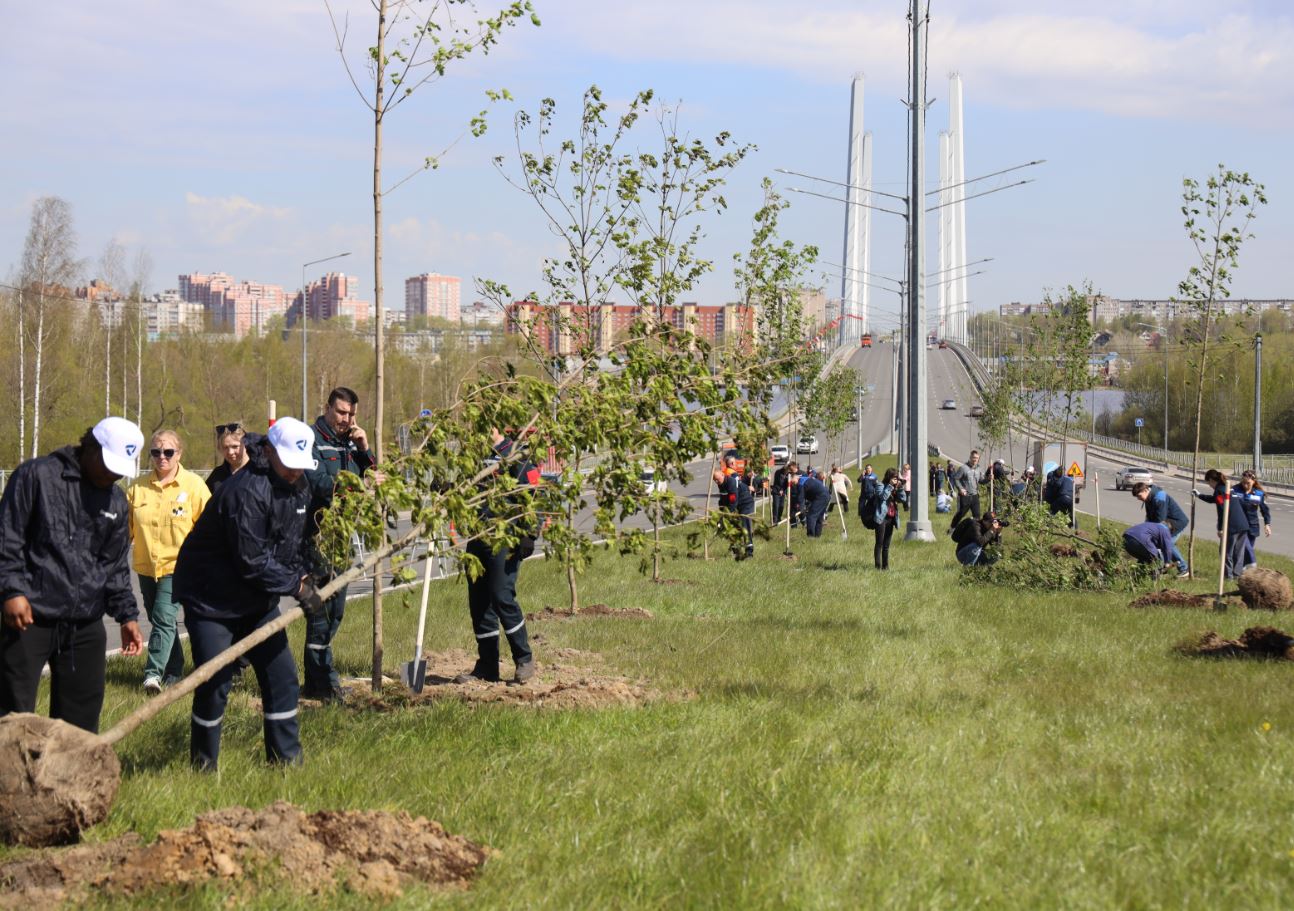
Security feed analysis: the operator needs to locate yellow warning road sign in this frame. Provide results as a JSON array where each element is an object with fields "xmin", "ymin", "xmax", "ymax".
[{"xmin": 1067, "ymin": 461, "xmax": 1084, "ymax": 478}]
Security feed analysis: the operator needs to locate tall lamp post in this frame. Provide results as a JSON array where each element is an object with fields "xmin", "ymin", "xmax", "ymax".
[
  {"xmin": 301, "ymin": 251, "xmax": 352, "ymax": 418},
  {"xmin": 1136, "ymin": 322, "xmax": 1169, "ymax": 471}
]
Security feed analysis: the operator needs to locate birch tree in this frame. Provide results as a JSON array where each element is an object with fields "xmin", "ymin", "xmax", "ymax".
[{"xmin": 20, "ymin": 197, "xmax": 81, "ymax": 457}]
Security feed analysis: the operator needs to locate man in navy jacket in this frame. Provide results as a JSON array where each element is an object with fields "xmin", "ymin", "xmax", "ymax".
[
  {"xmin": 174, "ymin": 417, "xmax": 319, "ymax": 770},
  {"xmin": 0, "ymin": 417, "xmax": 144, "ymax": 733}
]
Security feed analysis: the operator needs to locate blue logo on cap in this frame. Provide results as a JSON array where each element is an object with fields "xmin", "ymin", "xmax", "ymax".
[
  {"xmin": 125, "ymin": 444, "xmax": 137, "ymax": 457},
  {"xmin": 296, "ymin": 439, "xmax": 307, "ymax": 451}
]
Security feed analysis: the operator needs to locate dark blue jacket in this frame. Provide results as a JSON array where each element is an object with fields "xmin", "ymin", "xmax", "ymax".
[
  {"xmin": 801, "ymin": 475, "xmax": 830, "ymax": 509},
  {"xmin": 1197, "ymin": 484, "xmax": 1252, "ymax": 536},
  {"xmin": 717, "ymin": 471, "xmax": 755, "ymax": 516},
  {"xmin": 1124, "ymin": 521, "xmax": 1174, "ymax": 564},
  {"xmin": 0, "ymin": 446, "xmax": 137, "ymax": 625},
  {"xmin": 1231, "ymin": 484, "xmax": 1272, "ymax": 533},
  {"xmin": 305, "ymin": 416, "xmax": 375, "ymax": 538},
  {"xmin": 1143, "ymin": 485, "xmax": 1189, "ymax": 535},
  {"xmin": 174, "ymin": 449, "xmax": 310, "ymax": 620},
  {"xmin": 1043, "ymin": 470, "xmax": 1074, "ymax": 511}
]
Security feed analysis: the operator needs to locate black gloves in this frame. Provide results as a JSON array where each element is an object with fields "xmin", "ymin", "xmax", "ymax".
[{"xmin": 298, "ymin": 576, "xmax": 324, "ymax": 616}]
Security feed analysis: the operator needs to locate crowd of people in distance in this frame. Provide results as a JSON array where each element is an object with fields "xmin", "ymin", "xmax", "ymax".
[{"xmin": 1, "ymin": 386, "xmax": 541, "ymax": 773}]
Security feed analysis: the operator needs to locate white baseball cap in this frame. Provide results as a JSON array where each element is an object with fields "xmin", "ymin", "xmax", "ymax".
[
  {"xmin": 267, "ymin": 417, "xmax": 318, "ymax": 471},
  {"xmin": 92, "ymin": 416, "xmax": 144, "ymax": 479}
]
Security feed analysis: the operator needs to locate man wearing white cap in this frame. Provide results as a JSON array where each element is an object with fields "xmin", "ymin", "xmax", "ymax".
[
  {"xmin": 174, "ymin": 416, "xmax": 321, "ymax": 770},
  {"xmin": 0, "ymin": 417, "xmax": 145, "ymax": 733}
]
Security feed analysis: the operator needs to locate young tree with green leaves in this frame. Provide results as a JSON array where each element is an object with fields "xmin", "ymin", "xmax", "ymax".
[
  {"xmin": 324, "ymin": 0, "xmax": 538, "ymax": 687},
  {"xmin": 1176, "ymin": 165, "xmax": 1267, "ymax": 576}
]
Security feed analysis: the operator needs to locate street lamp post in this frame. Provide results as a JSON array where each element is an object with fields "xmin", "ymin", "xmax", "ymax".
[{"xmin": 301, "ymin": 252, "xmax": 352, "ymax": 418}]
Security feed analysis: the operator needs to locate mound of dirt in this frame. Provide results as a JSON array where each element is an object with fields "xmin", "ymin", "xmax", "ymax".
[
  {"xmin": 1130, "ymin": 589, "xmax": 1222, "ymax": 609},
  {"xmin": 0, "ymin": 714, "xmax": 121, "ymax": 848},
  {"xmin": 526, "ymin": 604, "xmax": 654, "ymax": 621},
  {"xmin": 0, "ymin": 801, "xmax": 489, "ymax": 910},
  {"xmin": 1237, "ymin": 567, "xmax": 1294, "ymax": 611},
  {"xmin": 1177, "ymin": 625, "xmax": 1294, "ymax": 659},
  {"xmin": 353, "ymin": 648, "xmax": 675, "ymax": 711},
  {"xmin": 1050, "ymin": 543, "xmax": 1078, "ymax": 558}
]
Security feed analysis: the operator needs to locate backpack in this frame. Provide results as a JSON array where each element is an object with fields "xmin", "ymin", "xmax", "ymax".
[{"xmin": 860, "ymin": 487, "xmax": 880, "ymax": 530}]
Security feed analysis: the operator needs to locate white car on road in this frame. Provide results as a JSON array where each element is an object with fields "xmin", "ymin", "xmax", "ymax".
[
  {"xmin": 1114, "ymin": 466, "xmax": 1154, "ymax": 490},
  {"xmin": 770, "ymin": 445, "xmax": 790, "ymax": 464},
  {"xmin": 796, "ymin": 435, "xmax": 819, "ymax": 455}
]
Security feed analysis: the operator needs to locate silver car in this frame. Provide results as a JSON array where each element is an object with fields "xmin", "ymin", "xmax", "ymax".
[{"xmin": 1114, "ymin": 466, "xmax": 1154, "ymax": 490}]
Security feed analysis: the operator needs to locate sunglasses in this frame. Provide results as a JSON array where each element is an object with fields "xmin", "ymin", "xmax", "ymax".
[
  {"xmin": 215, "ymin": 422, "xmax": 241, "ymax": 434},
  {"xmin": 150, "ymin": 448, "xmax": 177, "ymax": 459}
]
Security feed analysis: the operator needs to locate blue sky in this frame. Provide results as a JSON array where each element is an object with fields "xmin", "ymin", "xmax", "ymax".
[{"xmin": 3, "ymin": 0, "xmax": 1292, "ymax": 333}]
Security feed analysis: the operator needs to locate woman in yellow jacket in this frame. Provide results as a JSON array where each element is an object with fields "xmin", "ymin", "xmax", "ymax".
[{"xmin": 128, "ymin": 429, "xmax": 211, "ymax": 692}]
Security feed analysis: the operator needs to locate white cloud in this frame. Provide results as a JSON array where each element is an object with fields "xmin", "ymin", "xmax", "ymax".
[
  {"xmin": 183, "ymin": 192, "xmax": 292, "ymax": 246},
  {"xmin": 543, "ymin": 1, "xmax": 1294, "ymax": 124}
]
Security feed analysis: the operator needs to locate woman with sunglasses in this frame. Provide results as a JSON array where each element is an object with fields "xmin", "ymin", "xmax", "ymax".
[
  {"xmin": 206, "ymin": 423, "xmax": 249, "ymax": 495},
  {"xmin": 127, "ymin": 429, "xmax": 211, "ymax": 692}
]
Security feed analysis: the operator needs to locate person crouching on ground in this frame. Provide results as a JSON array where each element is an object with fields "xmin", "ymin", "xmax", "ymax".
[
  {"xmin": 173, "ymin": 417, "xmax": 321, "ymax": 770},
  {"xmin": 128, "ymin": 429, "xmax": 210, "ymax": 693},
  {"xmin": 953, "ymin": 512, "xmax": 1004, "ymax": 567},
  {"xmin": 1122, "ymin": 521, "xmax": 1174, "ymax": 577},
  {"xmin": 1130, "ymin": 481, "xmax": 1189, "ymax": 578},
  {"xmin": 0, "ymin": 417, "xmax": 145, "ymax": 733}
]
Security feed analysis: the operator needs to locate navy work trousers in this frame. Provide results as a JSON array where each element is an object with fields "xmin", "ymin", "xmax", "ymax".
[{"xmin": 466, "ymin": 539, "xmax": 531, "ymax": 675}]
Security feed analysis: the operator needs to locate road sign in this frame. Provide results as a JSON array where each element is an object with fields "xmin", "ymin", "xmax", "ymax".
[
  {"xmin": 1067, "ymin": 461, "xmax": 1084, "ymax": 479},
  {"xmin": 1134, "ymin": 417, "xmax": 1144, "ymax": 428}
]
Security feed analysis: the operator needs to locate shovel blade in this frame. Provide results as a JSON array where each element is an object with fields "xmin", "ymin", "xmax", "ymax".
[{"xmin": 399, "ymin": 659, "xmax": 427, "ymax": 693}]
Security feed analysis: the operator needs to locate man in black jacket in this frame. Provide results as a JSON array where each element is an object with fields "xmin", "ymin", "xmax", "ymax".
[
  {"xmin": 302, "ymin": 387, "xmax": 377, "ymax": 701},
  {"xmin": 457, "ymin": 432, "xmax": 540, "ymax": 685},
  {"xmin": 0, "ymin": 417, "xmax": 145, "ymax": 733},
  {"xmin": 953, "ymin": 512, "xmax": 1004, "ymax": 567},
  {"xmin": 174, "ymin": 417, "xmax": 319, "ymax": 770},
  {"xmin": 771, "ymin": 463, "xmax": 789, "ymax": 526}
]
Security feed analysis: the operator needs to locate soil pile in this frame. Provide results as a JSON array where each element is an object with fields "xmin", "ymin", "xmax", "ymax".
[
  {"xmin": 526, "ymin": 604, "xmax": 654, "ymax": 621},
  {"xmin": 1130, "ymin": 589, "xmax": 1231, "ymax": 609},
  {"xmin": 1237, "ymin": 567, "xmax": 1293, "ymax": 611},
  {"xmin": 354, "ymin": 648, "xmax": 674, "ymax": 710},
  {"xmin": 0, "ymin": 801, "xmax": 490, "ymax": 910},
  {"xmin": 0, "ymin": 714, "xmax": 121, "ymax": 847},
  {"xmin": 1177, "ymin": 626, "xmax": 1294, "ymax": 659}
]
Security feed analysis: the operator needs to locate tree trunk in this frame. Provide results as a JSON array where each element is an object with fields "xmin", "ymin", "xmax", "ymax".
[
  {"xmin": 18, "ymin": 288, "xmax": 25, "ymax": 459},
  {"xmin": 104, "ymin": 316, "xmax": 111, "ymax": 417},
  {"xmin": 370, "ymin": 0, "xmax": 388, "ymax": 693},
  {"xmin": 702, "ymin": 451, "xmax": 717, "ymax": 560},
  {"xmin": 1186, "ymin": 288, "xmax": 1220, "ymax": 578},
  {"xmin": 565, "ymin": 497, "xmax": 579, "ymax": 611},
  {"xmin": 135, "ymin": 291, "xmax": 143, "ymax": 426},
  {"xmin": 31, "ymin": 288, "xmax": 44, "ymax": 458},
  {"xmin": 652, "ymin": 500, "xmax": 662, "ymax": 582}
]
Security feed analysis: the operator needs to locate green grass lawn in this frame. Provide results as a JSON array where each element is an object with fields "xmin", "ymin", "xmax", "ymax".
[{"xmin": 9, "ymin": 502, "xmax": 1294, "ymax": 909}]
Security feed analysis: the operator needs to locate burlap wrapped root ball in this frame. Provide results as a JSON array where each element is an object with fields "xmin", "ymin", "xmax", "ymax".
[
  {"xmin": 1237, "ymin": 567, "xmax": 1294, "ymax": 612},
  {"xmin": 0, "ymin": 713, "xmax": 121, "ymax": 847}
]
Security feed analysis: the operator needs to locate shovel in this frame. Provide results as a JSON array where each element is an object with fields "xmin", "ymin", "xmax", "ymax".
[{"xmin": 399, "ymin": 541, "xmax": 435, "ymax": 693}]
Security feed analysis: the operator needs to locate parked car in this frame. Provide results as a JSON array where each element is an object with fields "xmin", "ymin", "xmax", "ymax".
[
  {"xmin": 969, "ymin": 404, "xmax": 985, "ymax": 418},
  {"xmin": 770, "ymin": 444, "xmax": 790, "ymax": 464},
  {"xmin": 796, "ymin": 435, "xmax": 819, "ymax": 455},
  {"xmin": 940, "ymin": 399, "xmax": 957, "ymax": 410},
  {"xmin": 1114, "ymin": 466, "xmax": 1154, "ymax": 490}
]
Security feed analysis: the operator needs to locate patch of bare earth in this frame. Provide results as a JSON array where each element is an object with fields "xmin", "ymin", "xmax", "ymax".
[
  {"xmin": 0, "ymin": 801, "xmax": 489, "ymax": 910},
  {"xmin": 1130, "ymin": 589, "xmax": 1241, "ymax": 610},
  {"xmin": 526, "ymin": 604, "xmax": 654, "ymax": 621},
  {"xmin": 349, "ymin": 648, "xmax": 681, "ymax": 711},
  {"xmin": 1176, "ymin": 626, "xmax": 1294, "ymax": 660}
]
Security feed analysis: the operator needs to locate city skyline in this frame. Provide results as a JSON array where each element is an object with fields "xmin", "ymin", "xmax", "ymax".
[{"xmin": 3, "ymin": 1, "xmax": 1292, "ymax": 336}]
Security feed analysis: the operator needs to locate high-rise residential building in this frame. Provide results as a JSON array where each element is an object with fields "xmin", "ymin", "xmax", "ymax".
[
  {"xmin": 296, "ymin": 272, "xmax": 373, "ymax": 325},
  {"xmin": 405, "ymin": 273, "xmax": 462, "ymax": 323},
  {"xmin": 462, "ymin": 300, "xmax": 505, "ymax": 326},
  {"xmin": 179, "ymin": 272, "xmax": 290, "ymax": 338},
  {"xmin": 178, "ymin": 272, "xmax": 234, "ymax": 310},
  {"xmin": 505, "ymin": 302, "xmax": 755, "ymax": 356}
]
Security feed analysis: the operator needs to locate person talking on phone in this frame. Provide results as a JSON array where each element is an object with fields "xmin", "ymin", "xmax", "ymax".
[{"xmin": 301, "ymin": 387, "xmax": 376, "ymax": 701}]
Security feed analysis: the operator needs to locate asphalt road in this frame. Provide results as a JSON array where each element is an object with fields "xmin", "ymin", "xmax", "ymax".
[{"xmin": 923, "ymin": 344, "xmax": 1294, "ymax": 561}]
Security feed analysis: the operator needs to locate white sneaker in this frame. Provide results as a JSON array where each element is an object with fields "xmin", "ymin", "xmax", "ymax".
[{"xmin": 142, "ymin": 676, "xmax": 163, "ymax": 694}]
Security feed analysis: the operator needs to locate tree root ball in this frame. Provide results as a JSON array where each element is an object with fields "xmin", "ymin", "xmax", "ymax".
[
  {"xmin": 0, "ymin": 713, "xmax": 120, "ymax": 847},
  {"xmin": 1237, "ymin": 567, "xmax": 1294, "ymax": 611}
]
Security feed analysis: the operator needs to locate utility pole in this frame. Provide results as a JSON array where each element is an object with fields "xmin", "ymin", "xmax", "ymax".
[
  {"xmin": 904, "ymin": 2, "xmax": 935, "ymax": 542},
  {"xmin": 1254, "ymin": 332, "xmax": 1263, "ymax": 474},
  {"xmin": 855, "ymin": 383, "xmax": 865, "ymax": 465}
]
